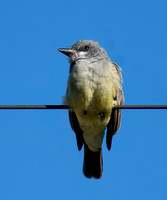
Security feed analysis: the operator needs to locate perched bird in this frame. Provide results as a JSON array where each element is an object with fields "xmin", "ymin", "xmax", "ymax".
[{"xmin": 58, "ymin": 40, "xmax": 124, "ymax": 179}]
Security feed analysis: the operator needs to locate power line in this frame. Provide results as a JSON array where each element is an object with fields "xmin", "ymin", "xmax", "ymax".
[
  {"xmin": 0, "ymin": 105, "xmax": 68, "ymax": 109},
  {"xmin": 0, "ymin": 105, "xmax": 167, "ymax": 109},
  {"xmin": 115, "ymin": 105, "xmax": 167, "ymax": 109}
]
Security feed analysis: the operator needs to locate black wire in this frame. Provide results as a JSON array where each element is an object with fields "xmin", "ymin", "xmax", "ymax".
[
  {"xmin": 0, "ymin": 105, "xmax": 68, "ymax": 109},
  {"xmin": 0, "ymin": 105, "xmax": 167, "ymax": 109},
  {"xmin": 114, "ymin": 105, "xmax": 167, "ymax": 109}
]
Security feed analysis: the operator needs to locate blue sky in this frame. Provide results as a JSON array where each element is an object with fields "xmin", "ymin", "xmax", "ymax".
[{"xmin": 0, "ymin": 0, "xmax": 167, "ymax": 199}]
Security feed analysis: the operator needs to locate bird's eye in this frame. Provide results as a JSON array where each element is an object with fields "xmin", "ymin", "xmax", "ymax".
[{"xmin": 84, "ymin": 46, "xmax": 89, "ymax": 51}]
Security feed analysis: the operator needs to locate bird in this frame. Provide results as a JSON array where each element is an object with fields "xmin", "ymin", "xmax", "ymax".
[{"xmin": 58, "ymin": 40, "xmax": 124, "ymax": 179}]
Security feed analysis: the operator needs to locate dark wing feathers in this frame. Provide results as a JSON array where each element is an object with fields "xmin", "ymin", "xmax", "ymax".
[
  {"xmin": 106, "ymin": 63, "xmax": 124, "ymax": 151},
  {"xmin": 106, "ymin": 107, "xmax": 122, "ymax": 150},
  {"xmin": 69, "ymin": 110, "xmax": 84, "ymax": 150}
]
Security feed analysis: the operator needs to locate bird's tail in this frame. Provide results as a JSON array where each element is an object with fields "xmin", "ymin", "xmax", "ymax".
[{"xmin": 83, "ymin": 144, "xmax": 103, "ymax": 179}]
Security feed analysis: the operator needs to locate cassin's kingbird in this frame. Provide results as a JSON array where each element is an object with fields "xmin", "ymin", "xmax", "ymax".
[{"xmin": 58, "ymin": 40, "xmax": 124, "ymax": 179}]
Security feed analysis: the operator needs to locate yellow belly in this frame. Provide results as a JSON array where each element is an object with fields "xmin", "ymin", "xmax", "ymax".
[{"xmin": 70, "ymin": 86, "xmax": 115, "ymax": 134}]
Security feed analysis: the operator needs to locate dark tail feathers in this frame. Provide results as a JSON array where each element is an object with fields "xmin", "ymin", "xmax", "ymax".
[{"xmin": 83, "ymin": 144, "xmax": 103, "ymax": 179}]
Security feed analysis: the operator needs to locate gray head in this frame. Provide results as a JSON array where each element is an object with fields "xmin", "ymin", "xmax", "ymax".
[{"xmin": 58, "ymin": 40, "xmax": 110, "ymax": 63}]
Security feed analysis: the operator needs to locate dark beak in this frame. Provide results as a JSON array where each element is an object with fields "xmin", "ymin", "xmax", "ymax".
[{"xmin": 58, "ymin": 48, "xmax": 75, "ymax": 57}]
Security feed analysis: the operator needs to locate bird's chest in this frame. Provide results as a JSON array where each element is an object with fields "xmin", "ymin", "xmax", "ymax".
[
  {"xmin": 65, "ymin": 62, "xmax": 115, "ymax": 134},
  {"xmin": 66, "ymin": 62, "xmax": 115, "ymax": 112}
]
